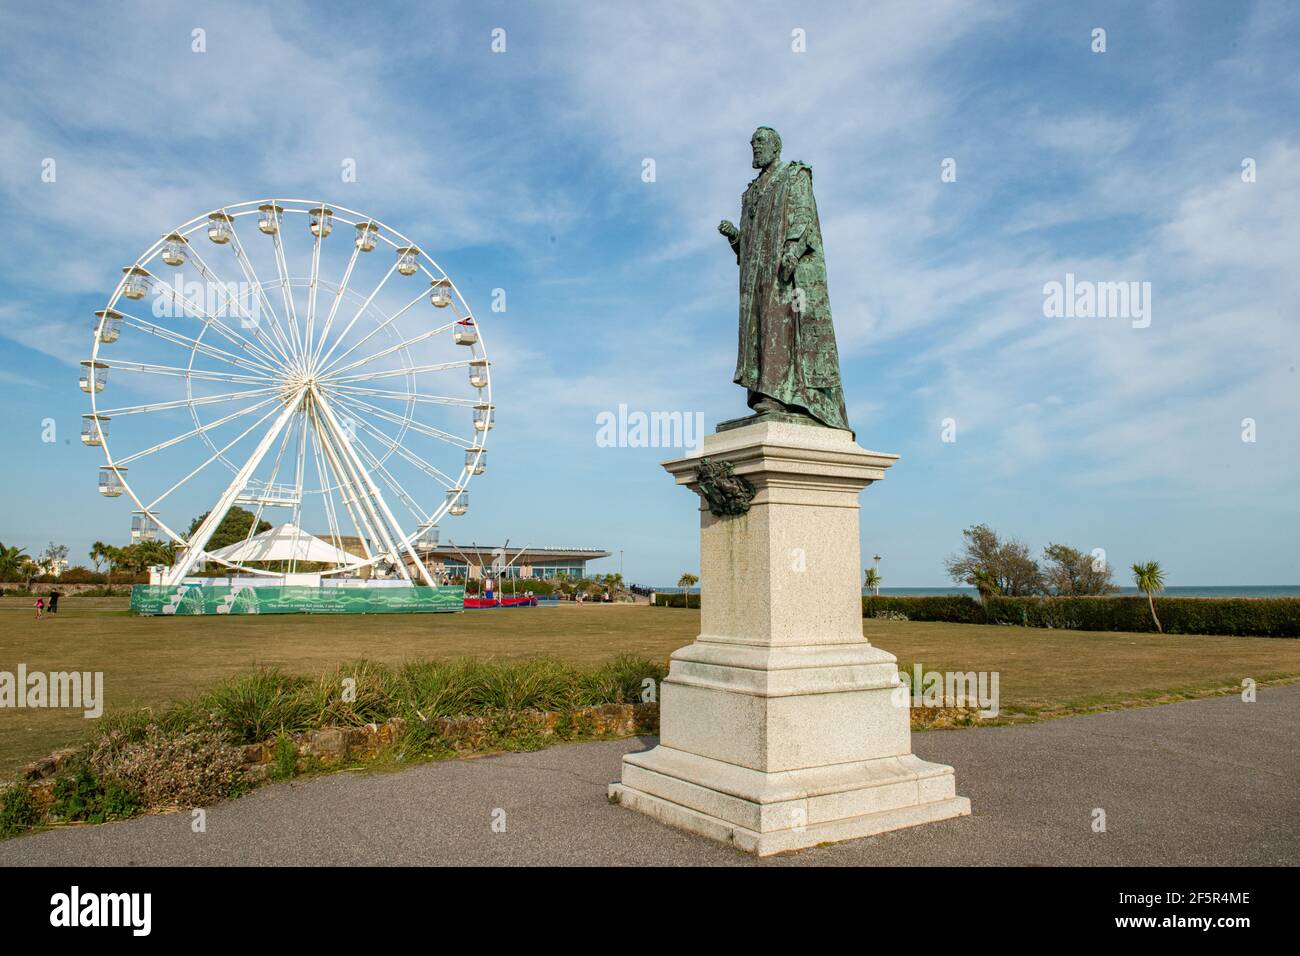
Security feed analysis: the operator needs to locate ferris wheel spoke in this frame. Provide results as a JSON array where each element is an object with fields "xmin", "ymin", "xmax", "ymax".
[
  {"xmin": 184, "ymin": 243, "xmax": 295, "ymax": 370},
  {"xmin": 270, "ymin": 227, "xmax": 306, "ymax": 365},
  {"xmin": 316, "ymin": 287, "xmax": 428, "ymax": 378},
  {"xmin": 145, "ymin": 402, "xmax": 287, "ymax": 512},
  {"xmin": 224, "ymin": 221, "xmax": 303, "ymax": 371},
  {"xmin": 324, "ymin": 383, "xmax": 477, "ymax": 408},
  {"xmin": 329, "ymin": 359, "xmax": 467, "ymax": 386},
  {"xmin": 302, "ymin": 209, "xmax": 328, "ymax": 364},
  {"xmin": 323, "ymin": 325, "xmax": 459, "ymax": 379},
  {"xmin": 113, "ymin": 396, "xmax": 280, "ymax": 466},
  {"xmin": 149, "ymin": 278, "xmax": 286, "ymax": 371},
  {"xmin": 117, "ymin": 311, "xmax": 279, "ymax": 376},
  {"xmin": 329, "ymin": 393, "xmax": 473, "ymax": 449},
  {"xmin": 96, "ymin": 358, "xmax": 276, "ymax": 387},
  {"xmin": 97, "ymin": 386, "xmax": 279, "ymax": 418},
  {"xmin": 309, "ymin": 223, "xmax": 368, "ymax": 370},
  {"xmin": 331, "ymin": 394, "xmax": 457, "ymax": 488},
  {"xmin": 347, "ymin": 429, "xmax": 430, "ymax": 526},
  {"xmin": 312, "ymin": 261, "xmax": 399, "ymax": 372}
]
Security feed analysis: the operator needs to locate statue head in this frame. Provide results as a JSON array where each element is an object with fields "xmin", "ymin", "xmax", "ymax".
[{"xmin": 751, "ymin": 127, "xmax": 782, "ymax": 170}]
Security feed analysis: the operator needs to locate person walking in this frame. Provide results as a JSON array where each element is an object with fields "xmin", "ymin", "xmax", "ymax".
[
  {"xmin": 48, "ymin": 589, "xmax": 60, "ymax": 614},
  {"xmin": 34, "ymin": 595, "xmax": 44, "ymax": 621}
]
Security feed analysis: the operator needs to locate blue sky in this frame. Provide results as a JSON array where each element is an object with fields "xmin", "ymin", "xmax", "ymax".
[{"xmin": 0, "ymin": 0, "xmax": 1297, "ymax": 587}]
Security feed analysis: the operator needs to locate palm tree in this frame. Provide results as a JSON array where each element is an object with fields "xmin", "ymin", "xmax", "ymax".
[
  {"xmin": 971, "ymin": 567, "xmax": 999, "ymax": 602},
  {"xmin": 863, "ymin": 568, "xmax": 881, "ymax": 596},
  {"xmin": 681, "ymin": 572, "xmax": 702, "ymax": 608},
  {"xmin": 1132, "ymin": 561, "xmax": 1166, "ymax": 633},
  {"xmin": 0, "ymin": 543, "xmax": 29, "ymax": 582},
  {"xmin": 89, "ymin": 541, "xmax": 109, "ymax": 575}
]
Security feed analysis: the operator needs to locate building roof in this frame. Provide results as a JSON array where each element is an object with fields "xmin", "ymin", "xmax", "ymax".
[{"xmin": 420, "ymin": 543, "xmax": 611, "ymax": 561}]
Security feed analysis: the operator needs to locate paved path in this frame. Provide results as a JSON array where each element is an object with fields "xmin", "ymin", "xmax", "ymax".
[{"xmin": 3, "ymin": 687, "xmax": 1296, "ymax": 866}]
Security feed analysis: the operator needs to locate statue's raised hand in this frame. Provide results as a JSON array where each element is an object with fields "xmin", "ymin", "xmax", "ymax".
[{"xmin": 718, "ymin": 220, "xmax": 739, "ymax": 240}]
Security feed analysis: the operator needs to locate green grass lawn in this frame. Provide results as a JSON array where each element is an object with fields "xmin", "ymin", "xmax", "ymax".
[{"xmin": 3, "ymin": 597, "xmax": 1298, "ymax": 780}]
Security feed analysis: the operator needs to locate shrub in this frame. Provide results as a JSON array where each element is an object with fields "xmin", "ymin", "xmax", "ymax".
[
  {"xmin": 861, "ymin": 595, "xmax": 984, "ymax": 624},
  {"xmin": 982, "ymin": 596, "xmax": 1300, "ymax": 637},
  {"xmin": 654, "ymin": 592, "xmax": 700, "ymax": 608},
  {"xmin": 0, "ymin": 784, "xmax": 40, "ymax": 838},
  {"xmin": 87, "ymin": 723, "xmax": 245, "ymax": 809},
  {"xmin": 861, "ymin": 594, "xmax": 1299, "ymax": 637},
  {"xmin": 50, "ymin": 765, "xmax": 141, "ymax": 823},
  {"xmin": 57, "ymin": 566, "xmax": 108, "ymax": 584}
]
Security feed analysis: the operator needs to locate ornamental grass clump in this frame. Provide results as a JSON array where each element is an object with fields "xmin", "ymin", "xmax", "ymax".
[{"xmin": 198, "ymin": 668, "xmax": 319, "ymax": 744}]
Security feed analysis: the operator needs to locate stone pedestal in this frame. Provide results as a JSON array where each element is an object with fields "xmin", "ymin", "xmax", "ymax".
[{"xmin": 609, "ymin": 417, "xmax": 969, "ymax": 855}]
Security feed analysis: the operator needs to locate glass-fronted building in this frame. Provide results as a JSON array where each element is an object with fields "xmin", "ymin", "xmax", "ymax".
[{"xmin": 413, "ymin": 544, "xmax": 611, "ymax": 581}]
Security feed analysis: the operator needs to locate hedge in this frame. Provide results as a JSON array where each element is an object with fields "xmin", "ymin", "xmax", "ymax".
[
  {"xmin": 862, "ymin": 595, "xmax": 984, "ymax": 623},
  {"xmin": 655, "ymin": 592, "xmax": 700, "ymax": 609},
  {"xmin": 862, "ymin": 595, "xmax": 1299, "ymax": 637}
]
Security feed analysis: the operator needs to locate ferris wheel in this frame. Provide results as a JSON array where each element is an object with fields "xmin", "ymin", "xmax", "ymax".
[{"xmin": 81, "ymin": 199, "xmax": 493, "ymax": 588}]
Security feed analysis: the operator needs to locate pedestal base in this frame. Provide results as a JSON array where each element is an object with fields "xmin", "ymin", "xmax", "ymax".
[
  {"xmin": 609, "ymin": 752, "xmax": 969, "ymax": 856},
  {"xmin": 611, "ymin": 418, "xmax": 969, "ymax": 855}
]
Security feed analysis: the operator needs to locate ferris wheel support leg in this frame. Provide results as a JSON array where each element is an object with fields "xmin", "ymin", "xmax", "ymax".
[
  {"xmin": 311, "ymin": 395, "xmax": 411, "ymax": 583},
  {"xmin": 312, "ymin": 387, "xmax": 438, "ymax": 587},
  {"xmin": 162, "ymin": 390, "xmax": 307, "ymax": 587},
  {"xmin": 312, "ymin": 415, "xmax": 374, "ymax": 562}
]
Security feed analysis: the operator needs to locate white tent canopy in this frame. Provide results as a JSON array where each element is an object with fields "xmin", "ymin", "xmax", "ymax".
[{"xmin": 207, "ymin": 523, "xmax": 359, "ymax": 566}]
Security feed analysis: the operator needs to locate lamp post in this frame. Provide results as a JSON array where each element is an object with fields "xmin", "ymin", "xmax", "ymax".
[{"xmin": 873, "ymin": 553, "xmax": 882, "ymax": 596}]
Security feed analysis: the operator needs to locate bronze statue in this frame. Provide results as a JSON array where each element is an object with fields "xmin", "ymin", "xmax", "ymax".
[{"xmin": 719, "ymin": 127, "xmax": 850, "ymax": 432}]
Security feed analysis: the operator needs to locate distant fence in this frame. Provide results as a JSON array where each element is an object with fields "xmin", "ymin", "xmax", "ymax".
[{"xmin": 862, "ymin": 594, "xmax": 1300, "ymax": 638}]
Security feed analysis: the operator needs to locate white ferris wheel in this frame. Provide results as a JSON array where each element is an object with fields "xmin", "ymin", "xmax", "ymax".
[{"xmin": 81, "ymin": 199, "xmax": 492, "ymax": 588}]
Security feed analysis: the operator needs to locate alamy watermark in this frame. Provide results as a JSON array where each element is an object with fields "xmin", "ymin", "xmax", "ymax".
[
  {"xmin": 596, "ymin": 404, "xmax": 705, "ymax": 451},
  {"xmin": 151, "ymin": 275, "xmax": 264, "ymax": 328},
  {"xmin": 894, "ymin": 664, "xmax": 1000, "ymax": 718},
  {"xmin": 0, "ymin": 665, "xmax": 103, "ymax": 718},
  {"xmin": 1043, "ymin": 272, "xmax": 1151, "ymax": 329}
]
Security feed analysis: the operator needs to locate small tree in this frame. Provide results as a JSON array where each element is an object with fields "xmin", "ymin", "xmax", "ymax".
[
  {"xmin": 40, "ymin": 542, "xmax": 69, "ymax": 576},
  {"xmin": 677, "ymin": 572, "xmax": 699, "ymax": 589},
  {"xmin": 863, "ymin": 568, "xmax": 881, "ymax": 596},
  {"xmin": 1132, "ymin": 561, "xmax": 1166, "ymax": 633},
  {"xmin": 188, "ymin": 506, "xmax": 272, "ymax": 552},
  {"xmin": 1043, "ymin": 543, "xmax": 1118, "ymax": 595},
  {"xmin": 945, "ymin": 524, "xmax": 1042, "ymax": 596}
]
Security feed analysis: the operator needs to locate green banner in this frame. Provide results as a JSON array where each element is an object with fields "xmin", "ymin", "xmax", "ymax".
[{"xmin": 130, "ymin": 584, "xmax": 464, "ymax": 616}]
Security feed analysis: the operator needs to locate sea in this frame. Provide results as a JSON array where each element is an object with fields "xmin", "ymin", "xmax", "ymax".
[{"xmin": 652, "ymin": 585, "xmax": 1300, "ymax": 598}]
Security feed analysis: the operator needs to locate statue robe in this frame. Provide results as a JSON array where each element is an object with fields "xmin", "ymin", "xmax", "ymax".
[{"xmin": 730, "ymin": 160, "xmax": 850, "ymax": 432}]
